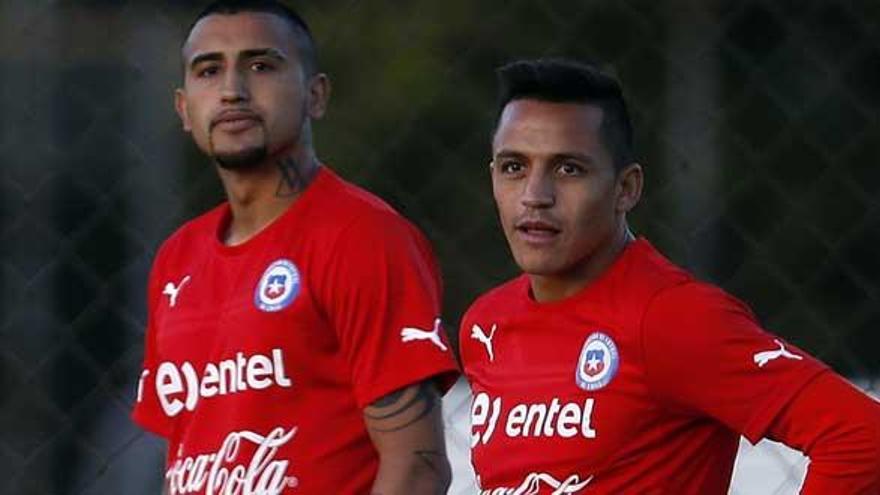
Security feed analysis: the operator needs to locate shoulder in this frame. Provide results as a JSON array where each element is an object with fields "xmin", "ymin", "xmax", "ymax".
[
  {"xmin": 319, "ymin": 168, "xmax": 405, "ymax": 224},
  {"xmin": 312, "ymin": 168, "xmax": 425, "ymax": 244},
  {"xmin": 646, "ymin": 281, "xmax": 754, "ymax": 326},
  {"xmin": 307, "ymin": 170, "xmax": 440, "ymax": 297},
  {"xmin": 463, "ymin": 276, "xmax": 527, "ymax": 322},
  {"xmin": 459, "ymin": 276, "xmax": 524, "ymax": 369},
  {"xmin": 615, "ymin": 241, "xmax": 760, "ymax": 348},
  {"xmin": 151, "ymin": 204, "xmax": 226, "ymax": 269},
  {"xmin": 618, "ymin": 240, "xmax": 693, "ymax": 296},
  {"xmin": 145, "ymin": 204, "xmax": 225, "ymax": 306},
  {"xmin": 594, "ymin": 240, "xmax": 695, "ymax": 328},
  {"xmin": 641, "ymin": 279, "xmax": 760, "ymax": 358}
]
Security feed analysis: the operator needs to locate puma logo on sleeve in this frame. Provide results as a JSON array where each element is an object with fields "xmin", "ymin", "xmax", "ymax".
[
  {"xmin": 753, "ymin": 339, "xmax": 803, "ymax": 368},
  {"xmin": 400, "ymin": 318, "xmax": 448, "ymax": 352}
]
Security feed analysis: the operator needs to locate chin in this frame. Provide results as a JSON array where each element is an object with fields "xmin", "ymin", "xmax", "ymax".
[
  {"xmin": 212, "ymin": 146, "xmax": 268, "ymax": 170},
  {"xmin": 513, "ymin": 252, "xmax": 563, "ymax": 276}
]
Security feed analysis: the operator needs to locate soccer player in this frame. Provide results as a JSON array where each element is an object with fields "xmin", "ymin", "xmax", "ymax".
[
  {"xmin": 460, "ymin": 58, "xmax": 880, "ymax": 494},
  {"xmin": 131, "ymin": 1, "xmax": 458, "ymax": 493}
]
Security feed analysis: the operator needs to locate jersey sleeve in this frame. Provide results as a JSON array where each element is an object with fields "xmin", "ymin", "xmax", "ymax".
[
  {"xmin": 766, "ymin": 372, "xmax": 880, "ymax": 494},
  {"xmin": 318, "ymin": 211, "xmax": 459, "ymax": 409},
  {"xmin": 130, "ymin": 249, "xmax": 174, "ymax": 439},
  {"xmin": 642, "ymin": 282, "xmax": 829, "ymax": 444}
]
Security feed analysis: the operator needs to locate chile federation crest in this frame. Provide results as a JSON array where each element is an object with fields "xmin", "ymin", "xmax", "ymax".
[
  {"xmin": 255, "ymin": 259, "xmax": 301, "ymax": 312},
  {"xmin": 576, "ymin": 332, "xmax": 619, "ymax": 391}
]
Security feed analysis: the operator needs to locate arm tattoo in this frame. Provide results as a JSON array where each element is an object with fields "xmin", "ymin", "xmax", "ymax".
[
  {"xmin": 414, "ymin": 449, "xmax": 444, "ymax": 477},
  {"xmin": 365, "ymin": 381, "xmax": 439, "ymax": 433},
  {"xmin": 370, "ymin": 387, "xmax": 408, "ymax": 408}
]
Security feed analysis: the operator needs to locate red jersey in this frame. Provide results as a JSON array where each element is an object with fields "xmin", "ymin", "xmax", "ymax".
[
  {"xmin": 460, "ymin": 239, "xmax": 828, "ymax": 494},
  {"xmin": 132, "ymin": 167, "xmax": 458, "ymax": 495}
]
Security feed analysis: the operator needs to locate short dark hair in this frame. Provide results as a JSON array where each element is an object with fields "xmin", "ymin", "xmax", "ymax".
[
  {"xmin": 186, "ymin": 0, "xmax": 318, "ymax": 76},
  {"xmin": 496, "ymin": 58, "xmax": 634, "ymax": 171}
]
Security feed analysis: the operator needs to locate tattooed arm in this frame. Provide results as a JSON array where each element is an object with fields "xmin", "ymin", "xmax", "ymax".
[{"xmin": 363, "ymin": 380, "xmax": 451, "ymax": 495}]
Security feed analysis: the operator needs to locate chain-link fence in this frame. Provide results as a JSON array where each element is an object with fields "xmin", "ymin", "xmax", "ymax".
[{"xmin": 1, "ymin": 1, "xmax": 877, "ymax": 494}]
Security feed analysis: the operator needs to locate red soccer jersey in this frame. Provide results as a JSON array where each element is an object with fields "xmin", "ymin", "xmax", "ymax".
[
  {"xmin": 132, "ymin": 167, "xmax": 458, "ymax": 495},
  {"xmin": 460, "ymin": 239, "xmax": 828, "ymax": 494}
]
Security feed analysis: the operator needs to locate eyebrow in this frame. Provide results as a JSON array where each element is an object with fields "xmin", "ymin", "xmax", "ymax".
[
  {"xmin": 188, "ymin": 48, "xmax": 287, "ymax": 70},
  {"xmin": 239, "ymin": 48, "xmax": 287, "ymax": 62},
  {"xmin": 494, "ymin": 150, "xmax": 521, "ymax": 158},
  {"xmin": 553, "ymin": 152, "xmax": 596, "ymax": 164},
  {"xmin": 188, "ymin": 52, "xmax": 223, "ymax": 70},
  {"xmin": 494, "ymin": 150, "xmax": 597, "ymax": 164}
]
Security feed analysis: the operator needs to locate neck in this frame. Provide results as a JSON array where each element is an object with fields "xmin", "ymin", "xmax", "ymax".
[
  {"xmin": 218, "ymin": 148, "xmax": 319, "ymax": 246},
  {"xmin": 529, "ymin": 223, "xmax": 634, "ymax": 303}
]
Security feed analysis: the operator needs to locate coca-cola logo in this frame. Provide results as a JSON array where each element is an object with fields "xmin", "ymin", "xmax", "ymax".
[
  {"xmin": 166, "ymin": 426, "xmax": 299, "ymax": 495},
  {"xmin": 478, "ymin": 472, "xmax": 593, "ymax": 495}
]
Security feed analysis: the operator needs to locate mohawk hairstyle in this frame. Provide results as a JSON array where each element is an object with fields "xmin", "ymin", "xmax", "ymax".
[
  {"xmin": 496, "ymin": 58, "xmax": 635, "ymax": 171},
  {"xmin": 187, "ymin": 0, "xmax": 319, "ymax": 76}
]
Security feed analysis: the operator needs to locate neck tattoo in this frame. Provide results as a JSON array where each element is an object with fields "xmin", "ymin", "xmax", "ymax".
[{"xmin": 275, "ymin": 156, "xmax": 318, "ymax": 197}]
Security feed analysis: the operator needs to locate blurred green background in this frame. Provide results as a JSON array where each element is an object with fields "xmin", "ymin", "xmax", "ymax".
[{"xmin": 0, "ymin": 0, "xmax": 878, "ymax": 493}]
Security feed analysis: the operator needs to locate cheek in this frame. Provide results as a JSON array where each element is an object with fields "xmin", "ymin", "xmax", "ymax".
[
  {"xmin": 492, "ymin": 184, "xmax": 518, "ymax": 226},
  {"xmin": 562, "ymin": 188, "xmax": 613, "ymax": 236},
  {"xmin": 191, "ymin": 110, "xmax": 213, "ymax": 142},
  {"xmin": 266, "ymin": 86, "xmax": 305, "ymax": 116},
  {"xmin": 183, "ymin": 99, "xmax": 209, "ymax": 131}
]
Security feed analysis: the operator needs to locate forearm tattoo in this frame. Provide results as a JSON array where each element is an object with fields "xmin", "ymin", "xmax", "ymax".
[
  {"xmin": 365, "ymin": 381, "xmax": 439, "ymax": 433},
  {"xmin": 414, "ymin": 449, "xmax": 445, "ymax": 477}
]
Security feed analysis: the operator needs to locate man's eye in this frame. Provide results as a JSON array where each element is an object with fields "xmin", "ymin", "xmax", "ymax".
[
  {"xmin": 251, "ymin": 61, "xmax": 275, "ymax": 72},
  {"xmin": 557, "ymin": 162, "xmax": 584, "ymax": 176},
  {"xmin": 196, "ymin": 66, "xmax": 219, "ymax": 78},
  {"xmin": 499, "ymin": 161, "xmax": 525, "ymax": 174}
]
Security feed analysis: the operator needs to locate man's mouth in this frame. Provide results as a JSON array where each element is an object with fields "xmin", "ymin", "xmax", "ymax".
[
  {"xmin": 515, "ymin": 220, "xmax": 561, "ymax": 243},
  {"xmin": 211, "ymin": 110, "xmax": 261, "ymax": 133}
]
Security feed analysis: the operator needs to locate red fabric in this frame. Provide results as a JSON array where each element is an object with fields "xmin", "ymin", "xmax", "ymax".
[
  {"xmin": 460, "ymin": 239, "xmax": 831, "ymax": 494},
  {"xmin": 643, "ymin": 282, "xmax": 827, "ymax": 444},
  {"xmin": 132, "ymin": 167, "xmax": 458, "ymax": 494},
  {"xmin": 766, "ymin": 372, "xmax": 880, "ymax": 494}
]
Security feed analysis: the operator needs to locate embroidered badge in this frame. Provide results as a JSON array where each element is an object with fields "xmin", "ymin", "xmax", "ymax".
[
  {"xmin": 254, "ymin": 259, "xmax": 301, "ymax": 312},
  {"xmin": 576, "ymin": 332, "xmax": 619, "ymax": 391}
]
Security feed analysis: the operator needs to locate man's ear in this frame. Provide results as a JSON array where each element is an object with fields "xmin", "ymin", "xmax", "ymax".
[
  {"xmin": 306, "ymin": 73, "xmax": 331, "ymax": 119},
  {"xmin": 174, "ymin": 88, "xmax": 192, "ymax": 132},
  {"xmin": 616, "ymin": 162, "xmax": 643, "ymax": 213}
]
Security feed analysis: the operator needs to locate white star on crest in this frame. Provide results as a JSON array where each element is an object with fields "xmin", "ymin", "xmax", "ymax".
[{"xmin": 267, "ymin": 279, "xmax": 285, "ymax": 295}]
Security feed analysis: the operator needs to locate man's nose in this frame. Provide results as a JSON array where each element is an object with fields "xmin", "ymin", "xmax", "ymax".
[
  {"xmin": 521, "ymin": 172, "xmax": 555, "ymax": 209},
  {"xmin": 220, "ymin": 69, "xmax": 249, "ymax": 103}
]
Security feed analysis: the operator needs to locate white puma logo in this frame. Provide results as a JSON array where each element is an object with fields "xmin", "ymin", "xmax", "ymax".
[
  {"xmin": 471, "ymin": 324, "xmax": 497, "ymax": 362},
  {"xmin": 400, "ymin": 318, "xmax": 447, "ymax": 352},
  {"xmin": 162, "ymin": 275, "xmax": 191, "ymax": 308},
  {"xmin": 753, "ymin": 339, "xmax": 803, "ymax": 368}
]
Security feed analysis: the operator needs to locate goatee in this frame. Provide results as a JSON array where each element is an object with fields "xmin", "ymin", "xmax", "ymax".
[{"xmin": 213, "ymin": 146, "xmax": 268, "ymax": 170}]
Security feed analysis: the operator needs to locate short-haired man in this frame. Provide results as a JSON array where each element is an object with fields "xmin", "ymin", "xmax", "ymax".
[
  {"xmin": 460, "ymin": 58, "xmax": 880, "ymax": 494},
  {"xmin": 131, "ymin": 1, "xmax": 457, "ymax": 493}
]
